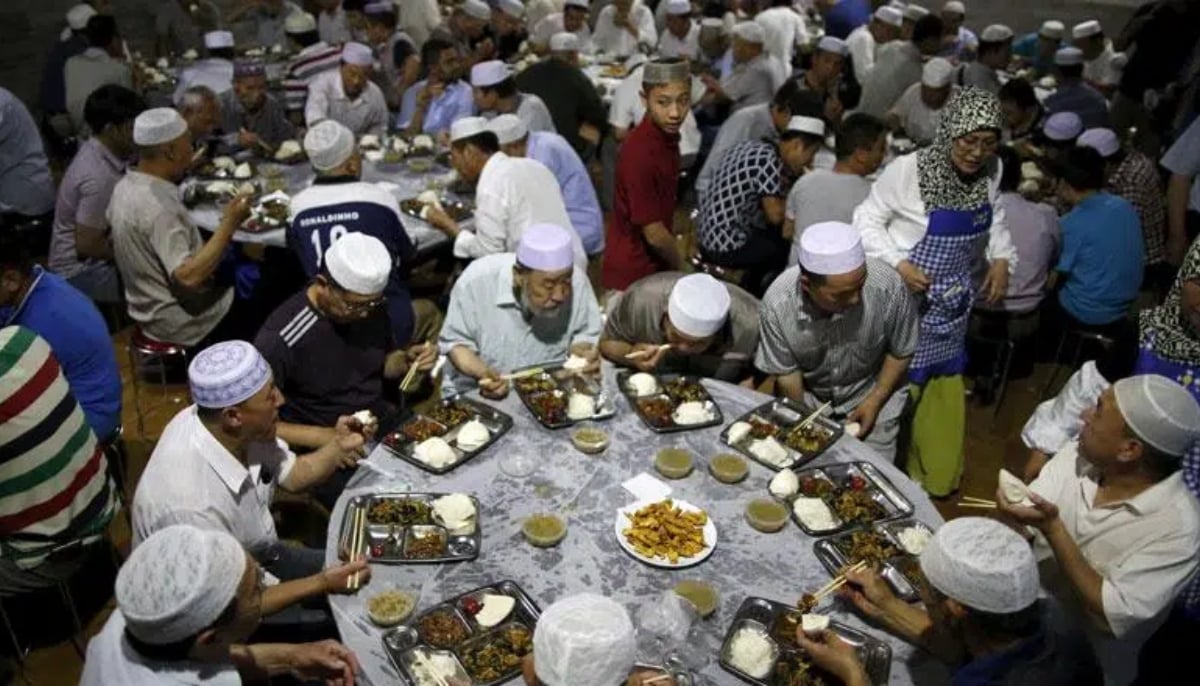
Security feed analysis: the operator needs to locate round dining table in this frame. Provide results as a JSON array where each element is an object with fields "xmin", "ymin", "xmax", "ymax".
[{"xmin": 324, "ymin": 367, "xmax": 950, "ymax": 685}]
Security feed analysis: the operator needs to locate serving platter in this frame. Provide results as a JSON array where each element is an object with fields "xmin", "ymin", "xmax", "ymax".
[
  {"xmin": 615, "ymin": 371, "xmax": 724, "ymax": 433},
  {"xmin": 381, "ymin": 397, "xmax": 513, "ymax": 474},
  {"xmin": 614, "ymin": 498, "xmax": 718, "ymax": 569}
]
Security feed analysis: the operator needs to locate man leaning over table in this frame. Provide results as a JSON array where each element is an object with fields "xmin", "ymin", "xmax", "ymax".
[
  {"xmin": 996, "ymin": 375, "xmax": 1200, "ymax": 686},
  {"xmin": 601, "ymin": 272, "xmax": 760, "ymax": 385},
  {"xmin": 755, "ymin": 221, "xmax": 918, "ymax": 461},
  {"xmin": 440, "ymin": 223, "xmax": 602, "ymax": 399}
]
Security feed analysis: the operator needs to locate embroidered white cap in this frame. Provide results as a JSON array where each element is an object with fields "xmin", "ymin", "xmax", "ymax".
[
  {"xmin": 488, "ymin": 113, "xmax": 528, "ymax": 145},
  {"xmin": 517, "ymin": 223, "xmax": 576, "ymax": 272},
  {"xmin": 922, "ymin": 58, "xmax": 955, "ymax": 87},
  {"xmin": 980, "ymin": 24, "xmax": 1013, "ymax": 43},
  {"xmin": 325, "ymin": 232, "xmax": 392, "ymax": 295},
  {"xmin": 133, "ymin": 108, "xmax": 188, "ymax": 146},
  {"xmin": 665, "ymin": 0, "xmax": 692, "ymax": 16},
  {"xmin": 874, "ymin": 6, "xmax": 904, "ymax": 28},
  {"xmin": 497, "ymin": 0, "xmax": 525, "ymax": 19},
  {"xmin": 1072, "ymin": 20, "xmax": 1102, "ymax": 39},
  {"xmin": 1042, "ymin": 111, "xmax": 1083, "ymax": 141},
  {"xmin": 1054, "ymin": 46, "xmax": 1084, "ymax": 66},
  {"xmin": 817, "ymin": 36, "xmax": 849, "ymax": 57},
  {"xmin": 450, "ymin": 116, "xmax": 491, "ymax": 143},
  {"xmin": 920, "ymin": 517, "xmax": 1039, "ymax": 614},
  {"xmin": 1039, "ymin": 20, "xmax": 1065, "ymax": 40},
  {"xmin": 903, "ymin": 4, "xmax": 930, "ymax": 21},
  {"xmin": 1114, "ymin": 375, "xmax": 1200, "ymax": 457},
  {"xmin": 732, "ymin": 21, "xmax": 765, "ymax": 44},
  {"xmin": 471, "ymin": 60, "xmax": 511, "ymax": 88},
  {"xmin": 304, "ymin": 119, "xmax": 356, "ymax": 171},
  {"xmin": 668, "ymin": 274, "xmax": 731, "ymax": 338},
  {"xmin": 342, "ymin": 42, "xmax": 375, "ymax": 67},
  {"xmin": 460, "ymin": 0, "xmax": 492, "ymax": 21},
  {"xmin": 550, "ymin": 32, "xmax": 582, "ymax": 52},
  {"xmin": 798, "ymin": 221, "xmax": 866, "ymax": 276},
  {"xmin": 66, "ymin": 4, "xmax": 97, "ymax": 31},
  {"xmin": 942, "ymin": 1, "xmax": 965, "ymax": 16},
  {"xmin": 786, "ymin": 115, "xmax": 826, "ymax": 137}
]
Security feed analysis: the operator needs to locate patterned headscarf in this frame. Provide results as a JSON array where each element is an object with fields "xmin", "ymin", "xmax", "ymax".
[
  {"xmin": 916, "ymin": 87, "xmax": 1004, "ymax": 212},
  {"xmin": 1140, "ymin": 237, "xmax": 1200, "ymax": 364}
]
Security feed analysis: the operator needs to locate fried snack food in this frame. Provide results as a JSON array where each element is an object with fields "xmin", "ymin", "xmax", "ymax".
[
  {"xmin": 622, "ymin": 500, "xmax": 708, "ymax": 563},
  {"xmin": 428, "ymin": 402, "xmax": 472, "ymax": 427},
  {"xmin": 838, "ymin": 530, "xmax": 900, "ymax": 566}
]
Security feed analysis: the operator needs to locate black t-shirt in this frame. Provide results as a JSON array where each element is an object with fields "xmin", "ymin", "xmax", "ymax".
[
  {"xmin": 255, "ymin": 291, "xmax": 396, "ymax": 428},
  {"xmin": 515, "ymin": 59, "xmax": 608, "ymax": 153}
]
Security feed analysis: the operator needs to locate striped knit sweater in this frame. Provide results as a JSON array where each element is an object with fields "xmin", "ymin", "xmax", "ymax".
[
  {"xmin": 0, "ymin": 326, "xmax": 115, "ymax": 569},
  {"xmin": 283, "ymin": 42, "xmax": 344, "ymax": 113}
]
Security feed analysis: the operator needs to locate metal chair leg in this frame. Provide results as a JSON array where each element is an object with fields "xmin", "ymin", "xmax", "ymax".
[
  {"xmin": 127, "ymin": 343, "xmax": 146, "ymax": 437},
  {"xmin": 55, "ymin": 583, "xmax": 85, "ymax": 659},
  {"xmin": 0, "ymin": 599, "xmax": 26, "ymax": 667},
  {"xmin": 1040, "ymin": 329, "xmax": 1071, "ymax": 400},
  {"xmin": 992, "ymin": 340, "xmax": 1015, "ymax": 424}
]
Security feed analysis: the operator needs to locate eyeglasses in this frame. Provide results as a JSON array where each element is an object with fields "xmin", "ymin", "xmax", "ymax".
[
  {"xmin": 954, "ymin": 135, "xmax": 999, "ymax": 155},
  {"xmin": 339, "ymin": 293, "xmax": 385, "ymax": 314}
]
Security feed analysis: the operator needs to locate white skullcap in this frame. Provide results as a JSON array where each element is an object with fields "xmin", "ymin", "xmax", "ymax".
[
  {"xmin": 665, "ymin": 0, "xmax": 692, "ymax": 16},
  {"xmin": 1043, "ymin": 111, "xmax": 1082, "ymax": 141},
  {"xmin": 204, "ymin": 31, "xmax": 235, "ymax": 50},
  {"xmin": 471, "ymin": 60, "xmax": 511, "ymax": 87},
  {"xmin": 517, "ymin": 223, "xmax": 575, "ymax": 272},
  {"xmin": 497, "ymin": 0, "xmax": 525, "ymax": 18},
  {"xmin": 188, "ymin": 341, "xmax": 271, "ymax": 408},
  {"xmin": 874, "ymin": 6, "xmax": 904, "ymax": 28},
  {"xmin": 550, "ymin": 32, "xmax": 581, "ymax": 52},
  {"xmin": 342, "ymin": 42, "xmax": 375, "ymax": 67},
  {"xmin": 133, "ymin": 108, "xmax": 188, "ymax": 146},
  {"xmin": 799, "ymin": 222, "xmax": 866, "ymax": 276},
  {"xmin": 1113, "ymin": 375, "xmax": 1200, "ymax": 457},
  {"xmin": 942, "ymin": 1, "xmax": 965, "ymax": 16},
  {"xmin": 817, "ymin": 36, "xmax": 849, "ymax": 56},
  {"xmin": 304, "ymin": 119, "xmax": 356, "ymax": 171},
  {"xmin": 286, "ymin": 11, "xmax": 317, "ymax": 34},
  {"xmin": 117, "ymin": 525, "xmax": 247, "ymax": 645},
  {"xmin": 980, "ymin": 24, "xmax": 1013, "ymax": 42},
  {"xmin": 565, "ymin": 0, "xmax": 590, "ymax": 8},
  {"xmin": 1039, "ymin": 20, "xmax": 1065, "ymax": 40},
  {"xmin": 488, "ymin": 113, "xmax": 528, "ymax": 145},
  {"xmin": 450, "ymin": 116, "xmax": 490, "ymax": 143},
  {"xmin": 326, "ymin": 232, "xmax": 392, "ymax": 295},
  {"xmin": 700, "ymin": 17, "xmax": 726, "ymax": 31},
  {"xmin": 733, "ymin": 21, "xmax": 765, "ymax": 44},
  {"xmin": 66, "ymin": 4, "xmax": 97, "ymax": 31},
  {"xmin": 922, "ymin": 57, "xmax": 955, "ymax": 87},
  {"xmin": 919, "ymin": 517, "xmax": 1039, "ymax": 614},
  {"xmin": 668, "ymin": 274, "xmax": 731, "ymax": 338},
  {"xmin": 1111, "ymin": 52, "xmax": 1128, "ymax": 71},
  {"xmin": 903, "ymin": 4, "xmax": 929, "ymax": 20},
  {"xmin": 1054, "ymin": 46, "xmax": 1084, "ymax": 66},
  {"xmin": 534, "ymin": 594, "xmax": 636, "ymax": 686},
  {"xmin": 460, "ymin": 0, "xmax": 491, "ymax": 21},
  {"xmin": 1076, "ymin": 128, "xmax": 1120, "ymax": 158},
  {"xmin": 1072, "ymin": 20, "xmax": 1102, "ymax": 39},
  {"xmin": 786, "ymin": 115, "xmax": 826, "ymax": 137}
]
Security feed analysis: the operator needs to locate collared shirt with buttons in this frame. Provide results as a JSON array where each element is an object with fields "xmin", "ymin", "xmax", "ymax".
[
  {"xmin": 721, "ymin": 54, "xmax": 780, "ymax": 112},
  {"xmin": 50, "ymin": 138, "xmax": 124, "ymax": 280},
  {"xmin": 526, "ymin": 131, "xmax": 605, "ymax": 255},
  {"xmin": 305, "ymin": 69, "xmax": 389, "ymax": 137},
  {"xmin": 81, "ymin": 611, "xmax": 241, "ymax": 686},
  {"xmin": 396, "ymin": 78, "xmax": 474, "ymax": 135}
]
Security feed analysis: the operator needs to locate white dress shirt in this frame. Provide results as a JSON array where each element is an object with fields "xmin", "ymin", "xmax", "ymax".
[
  {"xmin": 846, "ymin": 24, "xmax": 877, "ymax": 81},
  {"xmin": 756, "ymin": 6, "xmax": 807, "ymax": 84},
  {"xmin": 608, "ymin": 68, "xmax": 703, "ymax": 157},
  {"xmin": 131, "ymin": 406, "xmax": 296, "ymax": 559},
  {"xmin": 1030, "ymin": 444, "xmax": 1200, "ymax": 686},
  {"xmin": 658, "ymin": 23, "xmax": 700, "ymax": 60},
  {"xmin": 852, "ymin": 153, "xmax": 1018, "ymax": 271},
  {"xmin": 455, "ymin": 153, "xmax": 586, "ymax": 269},
  {"xmin": 592, "ymin": 3, "xmax": 657, "ymax": 57},
  {"xmin": 304, "ymin": 69, "xmax": 389, "ymax": 136},
  {"xmin": 1084, "ymin": 41, "xmax": 1121, "ymax": 87},
  {"xmin": 527, "ymin": 0, "xmax": 566, "ymax": 30},
  {"xmin": 81, "ymin": 612, "xmax": 241, "ymax": 686},
  {"xmin": 888, "ymin": 83, "xmax": 956, "ymax": 145}
]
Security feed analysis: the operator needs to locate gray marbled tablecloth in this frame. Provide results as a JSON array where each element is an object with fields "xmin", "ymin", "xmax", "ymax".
[{"xmin": 324, "ymin": 369, "xmax": 950, "ymax": 686}]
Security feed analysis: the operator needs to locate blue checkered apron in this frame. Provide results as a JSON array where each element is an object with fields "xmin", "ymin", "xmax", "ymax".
[{"xmin": 907, "ymin": 206, "xmax": 993, "ymax": 384}]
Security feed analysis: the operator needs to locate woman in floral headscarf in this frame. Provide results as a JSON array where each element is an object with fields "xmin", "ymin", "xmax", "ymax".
[{"xmin": 854, "ymin": 87, "xmax": 1018, "ymax": 496}]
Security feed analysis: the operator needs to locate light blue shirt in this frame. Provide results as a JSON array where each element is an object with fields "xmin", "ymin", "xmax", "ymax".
[
  {"xmin": 397, "ymin": 79, "xmax": 474, "ymax": 134},
  {"xmin": 439, "ymin": 253, "xmax": 602, "ymax": 397},
  {"xmin": 1161, "ymin": 116, "xmax": 1200, "ymax": 213},
  {"xmin": 1057, "ymin": 192, "xmax": 1144, "ymax": 325},
  {"xmin": 0, "ymin": 87, "xmax": 55, "ymax": 217},
  {"xmin": 526, "ymin": 131, "xmax": 604, "ymax": 255}
]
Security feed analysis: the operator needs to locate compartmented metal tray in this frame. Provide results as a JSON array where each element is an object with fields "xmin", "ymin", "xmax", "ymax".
[
  {"xmin": 721, "ymin": 398, "xmax": 845, "ymax": 471},
  {"xmin": 813, "ymin": 519, "xmax": 935, "ymax": 603},
  {"xmin": 399, "ymin": 196, "xmax": 474, "ymax": 223},
  {"xmin": 718, "ymin": 596, "xmax": 892, "ymax": 685},
  {"xmin": 382, "ymin": 397, "xmax": 513, "ymax": 474},
  {"xmin": 338, "ymin": 492, "xmax": 481, "ymax": 564},
  {"xmin": 779, "ymin": 462, "xmax": 915, "ymax": 537},
  {"xmin": 615, "ymin": 371, "xmax": 724, "ymax": 433},
  {"xmin": 512, "ymin": 364, "xmax": 616, "ymax": 429},
  {"xmin": 382, "ymin": 580, "xmax": 541, "ymax": 686}
]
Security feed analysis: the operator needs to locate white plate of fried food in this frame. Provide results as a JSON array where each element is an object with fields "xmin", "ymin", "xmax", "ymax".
[{"xmin": 616, "ymin": 498, "xmax": 717, "ymax": 568}]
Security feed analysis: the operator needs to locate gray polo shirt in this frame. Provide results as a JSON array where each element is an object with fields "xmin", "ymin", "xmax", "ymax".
[
  {"xmin": 755, "ymin": 262, "xmax": 918, "ymax": 413},
  {"xmin": 722, "ymin": 55, "xmax": 779, "ymax": 112},
  {"xmin": 108, "ymin": 171, "xmax": 232, "ymax": 345},
  {"xmin": 857, "ymin": 41, "xmax": 923, "ymax": 118},
  {"xmin": 49, "ymin": 139, "xmax": 124, "ymax": 280},
  {"xmin": 785, "ymin": 169, "xmax": 873, "ymax": 267},
  {"xmin": 0, "ymin": 88, "xmax": 55, "ymax": 217},
  {"xmin": 64, "ymin": 48, "xmax": 133, "ymax": 133},
  {"xmin": 604, "ymin": 271, "xmax": 762, "ymax": 382}
]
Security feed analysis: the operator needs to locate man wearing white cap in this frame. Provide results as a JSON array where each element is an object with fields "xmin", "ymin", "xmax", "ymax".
[
  {"xmin": 846, "ymin": 5, "xmax": 902, "ymax": 82},
  {"xmin": 282, "ymin": 12, "xmax": 344, "ymax": 116},
  {"xmin": 657, "ymin": 0, "xmax": 700, "ymax": 60},
  {"xmin": 431, "ymin": 117, "xmax": 585, "ymax": 269},
  {"xmin": 700, "ymin": 21, "xmax": 780, "ymax": 113},
  {"xmin": 1044, "ymin": 48, "xmax": 1110, "ymax": 130},
  {"xmin": 887, "ymin": 57, "xmax": 956, "ymax": 145},
  {"xmin": 359, "ymin": 2, "xmax": 420, "ymax": 111},
  {"xmin": 397, "ymin": 0, "xmax": 440, "ymax": 48},
  {"xmin": 527, "ymin": 0, "xmax": 569, "ymax": 32},
  {"xmin": 82, "ymin": 525, "xmax": 361, "ymax": 685},
  {"xmin": 155, "ymin": 0, "xmax": 215, "ymax": 58},
  {"xmin": 63, "ymin": 14, "xmax": 133, "ymax": 135},
  {"xmin": 758, "ymin": 221, "xmax": 917, "ymax": 457},
  {"xmin": 999, "ymin": 375, "xmax": 1200, "ymax": 685},
  {"xmin": 696, "ymin": 115, "xmax": 828, "ymax": 296},
  {"xmin": 515, "ymin": 33, "xmax": 609, "ymax": 155},
  {"xmin": 305, "ymin": 42, "xmax": 388, "ymax": 136},
  {"xmin": 257, "ymin": 233, "xmax": 437, "ymax": 457},
  {"xmin": 174, "ymin": 30, "xmax": 237, "ymax": 103},
  {"xmin": 592, "ymin": 0, "xmax": 657, "ymax": 58},
  {"xmin": 471, "ymin": 60, "xmax": 556, "ymax": 133},
  {"xmin": 798, "ymin": 35, "xmax": 849, "ymax": 124},
  {"xmin": 133, "ymin": 340, "xmax": 373, "ymax": 580},
  {"xmin": 398, "ymin": 37, "xmax": 475, "ymax": 136},
  {"xmin": 1072, "ymin": 19, "xmax": 1120, "ymax": 91},
  {"xmin": 1013, "ymin": 20, "xmax": 1064, "ymax": 78},
  {"xmin": 857, "ymin": 12, "xmax": 945, "ymax": 118},
  {"xmin": 697, "ymin": 16, "xmax": 733, "ymax": 80},
  {"xmin": 227, "ymin": 0, "xmax": 303, "ymax": 49},
  {"xmin": 607, "ymin": 55, "xmax": 704, "ymax": 159},
  {"xmin": 755, "ymin": 0, "xmax": 809, "ymax": 84},
  {"xmin": 899, "ymin": 3, "xmax": 930, "ymax": 40},
  {"xmin": 440, "ymin": 223, "xmax": 602, "ymax": 398},
  {"xmin": 108, "ymin": 108, "xmax": 252, "ymax": 347},
  {"xmin": 220, "ymin": 60, "xmax": 296, "ymax": 153},
  {"xmin": 489, "ymin": 115, "xmax": 604, "ymax": 257},
  {"xmin": 492, "ymin": 0, "xmax": 530, "ymax": 62},
  {"xmin": 40, "ymin": 3, "xmax": 97, "ymax": 136},
  {"xmin": 1078, "ymin": 128, "xmax": 1170, "ymax": 291},
  {"xmin": 937, "ymin": 0, "xmax": 977, "ymax": 60},
  {"xmin": 432, "ymin": 0, "xmax": 497, "ymax": 63},
  {"xmin": 601, "ymin": 271, "xmax": 760, "ymax": 382},
  {"xmin": 836, "ymin": 517, "xmax": 1100, "ymax": 684},
  {"xmin": 530, "ymin": 0, "xmax": 594, "ymax": 53},
  {"xmin": 956, "ymin": 24, "xmax": 1012, "ymax": 95},
  {"xmin": 315, "ymin": 0, "xmax": 353, "ymax": 45}
]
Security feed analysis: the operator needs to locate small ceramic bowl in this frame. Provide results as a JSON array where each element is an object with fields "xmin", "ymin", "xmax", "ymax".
[
  {"xmin": 655, "ymin": 448, "xmax": 694, "ymax": 479},
  {"xmin": 745, "ymin": 498, "xmax": 789, "ymax": 533},
  {"xmin": 522, "ymin": 513, "xmax": 567, "ymax": 547}
]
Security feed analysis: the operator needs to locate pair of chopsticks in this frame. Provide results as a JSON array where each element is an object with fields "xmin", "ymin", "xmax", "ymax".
[
  {"xmin": 960, "ymin": 496, "xmax": 997, "ymax": 510},
  {"xmin": 796, "ymin": 401, "xmax": 833, "ymax": 432},
  {"xmin": 399, "ymin": 341, "xmax": 433, "ymax": 392},
  {"xmin": 413, "ymin": 651, "xmax": 450, "ymax": 686},
  {"xmin": 347, "ymin": 506, "xmax": 367, "ymax": 591},
  {"xmin": 813, "ymin": 561, "xmax": 868, "ymax": 601},
  {"xmin": 501, "ymin": 367, "xmax": 544, "ymax": 381},
  {"xmin": 624, "ymin": 343, "xmax": 671, "ymax": 360},
  {"xmin": 642, "ymin": 675, "xmax": 673, "ymax": 685}
]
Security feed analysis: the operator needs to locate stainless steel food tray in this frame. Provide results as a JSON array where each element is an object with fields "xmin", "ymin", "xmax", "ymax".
[
  {"xmin": 721, "ymin": 398, "xmax": 845, "ymax": 471},
  {"xmin": 381, "ymin": 398, "xmax": 512, "ymax": 474},
  {"xmin": 813, "ymin": 519, "xmax": 935, "ymax": 603},
  {"xmin": 779, "ymin": 461, "xmax": 915, "ymax": 537},
  {"xmin": 512, "ymin": 363, "xmax": 616, "ymax": 429},
  {"xmin": 338, "ymin": 492, "xmax": 481, "ymax": 564},
  {"xmin": 616, "ymin": 371, "xmax": 724, "ymax": 433}
]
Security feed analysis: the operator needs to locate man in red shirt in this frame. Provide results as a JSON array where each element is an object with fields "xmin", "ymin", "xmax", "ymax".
[{"xmin": 602, "ymin": 58, "xmax": 692, "ymax": 292}]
